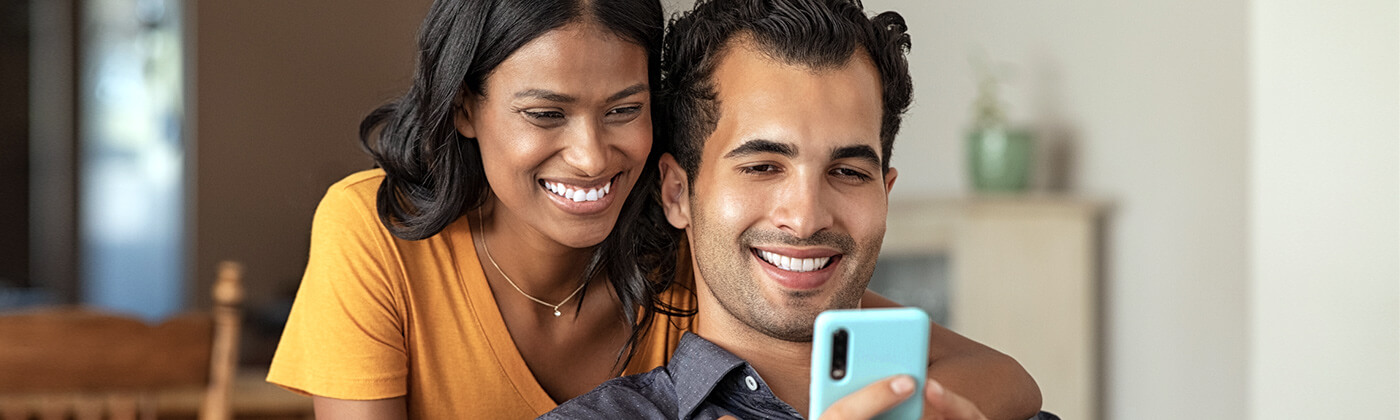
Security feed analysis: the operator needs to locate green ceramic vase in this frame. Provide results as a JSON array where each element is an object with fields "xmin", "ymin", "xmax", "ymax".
[{"xmin": 967, "ymin": 126, "xmax": 1031, "ymax": 192}]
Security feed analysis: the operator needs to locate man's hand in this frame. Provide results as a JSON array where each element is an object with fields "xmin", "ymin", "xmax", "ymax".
[{"xmin": 816, "ymin": 375, "xmax": 989, "ymax": 420}]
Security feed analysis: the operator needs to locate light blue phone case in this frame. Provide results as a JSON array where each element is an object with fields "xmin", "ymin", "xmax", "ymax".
[{"xmin": 809, "ymin": 308, "xmax": 930, "ymax": 420}]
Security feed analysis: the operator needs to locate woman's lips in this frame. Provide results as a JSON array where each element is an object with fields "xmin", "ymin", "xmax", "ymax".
[{"xmin": 539, "ymin": 172, "xmax": 623, "ymax": 215}]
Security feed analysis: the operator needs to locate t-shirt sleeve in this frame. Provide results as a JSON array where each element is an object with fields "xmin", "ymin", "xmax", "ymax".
[{"xmin": 267, "ymin": 180, "xmax": 410, "ymax": 400}]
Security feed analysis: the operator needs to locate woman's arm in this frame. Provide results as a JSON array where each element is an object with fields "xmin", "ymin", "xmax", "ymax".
[
  {"xmin": 312, "ymin": 396, "xmax": 408, "ymax": 420},
  {"xmin": 269, "ymin": 182, "xmax": 413, "ymax": 416},
  {"xmin": 861, "ymin": 290, "xmax": 1042, "ymax": 420}
]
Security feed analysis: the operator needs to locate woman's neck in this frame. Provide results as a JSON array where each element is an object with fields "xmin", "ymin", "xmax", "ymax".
[{"xmin": 474, "ymin": 205, "xmax": 595, "ymax": 300}]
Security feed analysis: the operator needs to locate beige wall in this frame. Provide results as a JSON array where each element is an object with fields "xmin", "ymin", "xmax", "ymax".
[
  {"xmin": 1250, "ymin": 0, "xmax": 1399, "ymax": 417},
  {"xmin": 189, "ymin": 0, "xmax": 432, "ymax": 306}
]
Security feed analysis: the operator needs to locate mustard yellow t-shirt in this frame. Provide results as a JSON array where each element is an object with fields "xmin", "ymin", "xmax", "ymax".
[{"xmin": 267, "ymin": 169, "xmax": 694, "ymax": 419}]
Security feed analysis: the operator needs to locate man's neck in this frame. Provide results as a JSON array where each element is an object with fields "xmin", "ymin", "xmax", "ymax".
[{"xmin": 692, "ymin": 279, "xmax": 815, "ymax": 417}]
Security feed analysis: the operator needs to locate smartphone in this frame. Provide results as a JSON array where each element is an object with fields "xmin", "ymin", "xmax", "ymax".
[{"xmin": 809, "ymin": 307, "xmax": 930, "ymax": 420}]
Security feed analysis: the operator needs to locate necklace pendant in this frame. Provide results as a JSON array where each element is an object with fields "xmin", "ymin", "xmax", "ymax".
[{"xmin": 553, "ymin": 309, "xmax": 562, "ymax": 317}]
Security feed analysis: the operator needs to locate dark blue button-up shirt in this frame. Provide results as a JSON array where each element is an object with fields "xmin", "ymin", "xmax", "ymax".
[
  {"xmin": 542, "ymin": 332, "xmax": 1060, "ymax": 420},
  {"xmin": 543, "ymin": 332, "xmax": 803, "ymax": 419}
]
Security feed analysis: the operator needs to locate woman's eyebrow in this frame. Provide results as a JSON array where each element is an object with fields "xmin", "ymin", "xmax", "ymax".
[
  {"xmin": 606, "ymin": 83, "xmax": 649, "ymax": 102},
  {"xmin": 512, "ymin": 83, "xmax": 648, "ymax": 104},
  {"xmin": 515, "ymin": 89, "xmax": 575, "ymax": 103}
]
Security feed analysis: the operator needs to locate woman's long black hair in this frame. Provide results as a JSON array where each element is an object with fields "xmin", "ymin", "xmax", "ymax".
[{"xmin": 359, "ymin": 0, "xmax": 691, "ymax": 370}]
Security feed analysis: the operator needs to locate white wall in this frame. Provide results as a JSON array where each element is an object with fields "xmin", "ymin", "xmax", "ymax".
[
  {"xmin": 869, "ymin": 1, "xmax": 1251, "ymax": 418},
  {"xmin": 1250, "ymin": 0, "xmax": 1400, "ymax": 417}
]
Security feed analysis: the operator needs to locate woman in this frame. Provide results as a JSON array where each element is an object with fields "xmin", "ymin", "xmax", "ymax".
[
  {"xmin": 269, "ymin": 0, "xmax": 1040, "ymax": 418},
  {"xmin": 268, "ymin": 0, "xmax": 688, "ymax": 418}
]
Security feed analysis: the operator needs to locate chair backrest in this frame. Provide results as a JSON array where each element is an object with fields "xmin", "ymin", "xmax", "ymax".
[{"xmin": 0, "ymin": 262, "xmax": 244, "ymax": 420}]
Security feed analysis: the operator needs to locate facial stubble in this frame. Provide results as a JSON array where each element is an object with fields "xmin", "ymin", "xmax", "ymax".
[{"xmin": 688, "ymin": 199, "xmax": 882, "ymax": 342}]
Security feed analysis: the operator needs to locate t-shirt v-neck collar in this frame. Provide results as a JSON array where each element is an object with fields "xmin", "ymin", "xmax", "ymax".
[{"xmin": 450, "ymin": 217, "xmax": 560, "ymax": 415}]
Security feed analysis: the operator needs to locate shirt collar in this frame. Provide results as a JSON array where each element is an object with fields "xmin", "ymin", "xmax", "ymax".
[{"xmin": 669, "ymin": 332, "xmax": 749, "ymax": 419}]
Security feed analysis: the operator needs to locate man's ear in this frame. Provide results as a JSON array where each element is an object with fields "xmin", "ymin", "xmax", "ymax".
[
  {"xmin": 453, "ymin": 92, "xmax": 477, "ymax": 138},
  {"xmin": 884, "ymin": 166, "xmax": 898, "ymax": 195},
  {"xmin": 658, "ymin": 153, "xmax": 692, "ymax": 229}
]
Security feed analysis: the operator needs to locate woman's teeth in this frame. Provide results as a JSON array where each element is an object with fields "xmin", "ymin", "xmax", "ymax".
[
  {"xmin": 544, "ymin": 180, "xmax": 612, "ymax": 202},
  {"xmin": 758, "ymin": 250, "xmax": 832, "ymax": 273}
]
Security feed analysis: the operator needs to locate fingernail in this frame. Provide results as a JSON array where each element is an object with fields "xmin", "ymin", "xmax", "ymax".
[
  {"xmin": 891, "ymin": 376, "xmax": 915, "ymax": 395},
  {"xmin": 926, "ymin": 378, "xmax": 944, "ymax": 398}
]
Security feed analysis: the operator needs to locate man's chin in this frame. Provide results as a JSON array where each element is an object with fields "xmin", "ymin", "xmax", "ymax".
[
  {"xmin": 741, "ymin": 305, "xmax": 824, "ymax": 343},
  {"xmin": 755, "ymin": 322, "xmax": 816, "ymax": 343}
]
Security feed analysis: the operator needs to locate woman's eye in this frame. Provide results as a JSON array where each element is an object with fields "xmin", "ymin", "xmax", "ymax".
[
  {"xmin": 523, "ymin": 110, "xmax": 565, "ymax": 121},
  {"xmin": 604, "ymin": 105, "xmax": 643, "ymax": 122},
  {"xmin": 607, "ymin": 106, "xmax": 641, "ymax": 116}
]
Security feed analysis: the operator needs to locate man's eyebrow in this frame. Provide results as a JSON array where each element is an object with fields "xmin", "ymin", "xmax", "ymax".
[
  {"xmin": 515, "ymin": 89, "xmax": 575, "ymax": 103},
  {"xmin": 723, "ymin": 139, "xmax": 797, "ymax": 159},
  {"xmin": 831, "ymin": 145, "xmax": 881, "ymax": 167},
  {"xmin": 606, "ymin": 83, "xmax": 649, "ymax": 103}
]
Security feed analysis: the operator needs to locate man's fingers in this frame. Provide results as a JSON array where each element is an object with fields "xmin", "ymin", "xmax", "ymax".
[
  {"xmin": 818, "ymin": 375, "xmax": 918, "ymax": 420},
  {"xmin": 924, "ymin": 379, "xmax": 989, "ymax": 420}
]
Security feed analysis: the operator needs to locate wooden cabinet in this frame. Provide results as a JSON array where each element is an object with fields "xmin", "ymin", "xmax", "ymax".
[{"xmin": 881, "ymin": 197, "xmax": 1104, "ymax": 420}]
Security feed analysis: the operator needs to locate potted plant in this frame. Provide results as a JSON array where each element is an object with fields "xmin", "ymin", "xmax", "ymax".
[{"xmin": 966, "ymin": 56, "xmax": 1032, "ymax": 193}]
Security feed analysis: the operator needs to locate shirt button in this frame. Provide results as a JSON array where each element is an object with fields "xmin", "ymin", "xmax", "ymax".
[{"xmin": 744, "ymin": 375, "xmax": 758, "ymax": 391}]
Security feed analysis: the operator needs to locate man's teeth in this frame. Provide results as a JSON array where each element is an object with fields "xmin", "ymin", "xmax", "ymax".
[
  {"xmin": 544, "ymin": 180, "xmax": 612, "ymax": 202},
  {"xmin": 758, "ymin": 250, "xmax": 832, "ymax": 273}
]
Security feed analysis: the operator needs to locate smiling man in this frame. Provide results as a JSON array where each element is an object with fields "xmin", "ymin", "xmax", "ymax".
[{"xmin": 543, "ymin": 0, "xmax": 1051, "ymax": 419}]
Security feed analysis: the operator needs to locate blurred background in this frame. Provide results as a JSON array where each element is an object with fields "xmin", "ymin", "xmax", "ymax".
[{"xmin": 0, "ymin": 0, "xmax": 1394, "ymax": 419}]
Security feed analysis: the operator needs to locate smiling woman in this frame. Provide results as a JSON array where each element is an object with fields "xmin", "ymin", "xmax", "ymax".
[
  {"xmin": 456, "ymin": 23, "xmax": 653, "ymax": 250},
  {"xmin": 264, "ymin": 1, "xmax": 693, "ymax": 419}
]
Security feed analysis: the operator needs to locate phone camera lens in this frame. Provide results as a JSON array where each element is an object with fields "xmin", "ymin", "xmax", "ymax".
[{"xmin": 831, "ymin": 328, "xmax": 849, "ymax": 380}]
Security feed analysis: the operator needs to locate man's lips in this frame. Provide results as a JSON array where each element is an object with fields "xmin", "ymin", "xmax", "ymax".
[
  {"xmin": 751, "ymin": 246, "xmax": 842, "ymax": 290},
  {"xmin": 752, "ymin": 247, "xmax": 840, "ymax": 272}
]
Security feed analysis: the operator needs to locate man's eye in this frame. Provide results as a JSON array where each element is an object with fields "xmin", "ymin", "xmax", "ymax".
[
  {"xmin": 831, "ymin": 167, "xmax": 872, "ymax": 181},
  {"xmin": 740, "ymin": 164, "xmax": 779, "ymax": 174}
]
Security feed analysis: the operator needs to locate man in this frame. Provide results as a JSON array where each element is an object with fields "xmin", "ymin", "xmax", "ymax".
[{"xmin": 546, "ymin": 0, "xmax": 1053, "ymax": 418}]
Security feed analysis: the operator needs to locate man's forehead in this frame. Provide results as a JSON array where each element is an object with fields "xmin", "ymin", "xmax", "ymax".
[{"xmin": 704, "ymin": 40, "xmax": 884, "ymax": 162}]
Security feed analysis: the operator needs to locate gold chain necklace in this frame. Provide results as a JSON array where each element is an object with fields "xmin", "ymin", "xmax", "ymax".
[{"xmin": 477, "ymin": 211, "xmax": 588, "ymax": 317}]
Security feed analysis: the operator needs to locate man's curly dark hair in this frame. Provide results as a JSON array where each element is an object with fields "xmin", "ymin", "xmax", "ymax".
[{"xmin": 660, "ymin": 0, "xmax": 913, "ymax": 181}]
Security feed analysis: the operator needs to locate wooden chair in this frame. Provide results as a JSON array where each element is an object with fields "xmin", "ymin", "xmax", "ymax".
[{"xmin": 0, "ymin": 262, "xmax": 245, "ymax": 420}]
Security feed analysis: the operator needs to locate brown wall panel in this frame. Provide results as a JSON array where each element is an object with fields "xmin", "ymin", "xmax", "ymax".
[{"xmin": 190, "ymin": 0, "xmax": 430, "ymax": 316}]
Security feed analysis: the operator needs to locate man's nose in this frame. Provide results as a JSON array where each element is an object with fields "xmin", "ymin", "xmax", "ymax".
[
  {"xmin": 561, "ymin": 120, "xmax": 608, "ymax": 177},
  {"xmin": 770, "ymin": 175, "xmax": 835, "ymax": 239}
]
